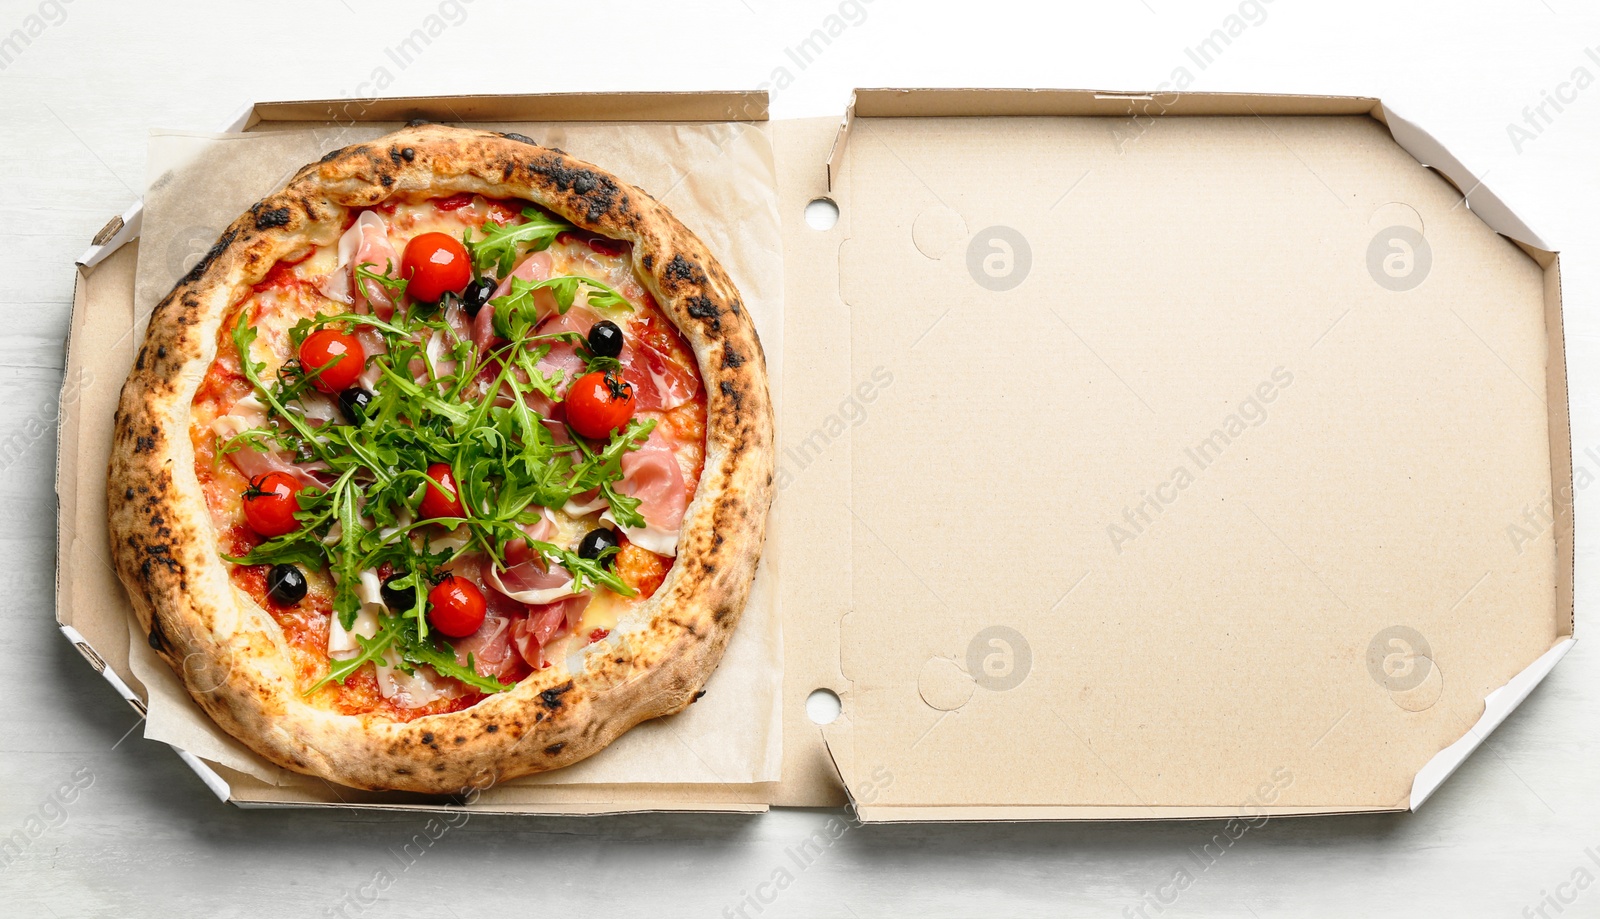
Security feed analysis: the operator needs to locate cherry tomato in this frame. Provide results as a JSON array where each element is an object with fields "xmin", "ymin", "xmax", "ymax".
[
  {"xmin": 427, "ymin": 575, "xmax": 486, "ymax": 638},
  {"xmin": 299, "ymin": 328, "xmax": 365, "ymax": 394},
  {"xmin": 419, "ymin": 462, "xmax": 464, "ymax": 519},
  {"xmin": 242, "ymin": 472, "xmax": 303, "ymax": 537},
  {"xmin": 400, "ymin": 232, "xmax": 471, "ymax": 304},
  {"xmin": 565, "ymin": 371, "xmax": 637, "ymax": 439}
]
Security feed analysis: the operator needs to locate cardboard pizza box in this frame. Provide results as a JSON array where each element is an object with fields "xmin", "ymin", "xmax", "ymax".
[{"xmin": 55, "ymin": 89, "xmax": 1573, "ymax": 820}]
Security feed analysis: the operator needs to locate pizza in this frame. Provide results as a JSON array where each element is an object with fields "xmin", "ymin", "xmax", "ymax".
[{"xmin": 107, "ymin": 124, "xmax": 774, "ymax": 793}]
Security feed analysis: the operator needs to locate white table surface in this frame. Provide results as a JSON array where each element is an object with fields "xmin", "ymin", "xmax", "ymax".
[{"xmin": 4, "ymin": 1, "xmax": 1597, "ymax": 915}]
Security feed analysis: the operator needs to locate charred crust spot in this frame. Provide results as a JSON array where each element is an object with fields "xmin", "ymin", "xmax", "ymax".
[
  {"xmin": 318, "ymin": 148, "xmax": 342, "ymax": 164},
  {"xmin": 395, "ymin": 767, "xmax": 411, "ymax": 776},
  {"xmin": 124, "ymin": 487, "xmax": 135, "ymax": 501},
  {"xmin": 544, "ymin": 742, "xmax": 565, "ymax": 755},
  {"xmin": 147, "ymin": 616, "xmax": 167, "ymax": 651},
  {"xmin": 406, "ymin": 118, "xmax": 431, "ymax": 128},
  {"xmin": 421, "ymin": 731, "xmax": 435, "ymax": 745},
  {"xmin": 499, "ymin": 132, "xmax": 536, "ymax": 145},
  {"xmin": 693, "ymin": 690, "xmax": 706, "ymax": 703},
  {"xmin": 501, "ymin": 161, "xmax": 514, "ymax": 181},
  {"xmin": 388, "ymin": 148, "xmax": 403, "ymax": 165},
  {"xmin": 665, "ymin": 254, "xmax": 702, "ymax": 285},
  {"xmin": 722, "ymin": 346, "xmax": 745, "ymax": 369},
  {"xmin": 454, "ymin": 736, "xmax": 465, "ymax": 745},
  {"xmin": 183, "ymin": 229, "xmax": 237, "ymax": 284},
  {"xmin": 135, "ymin": 436, "xmax": 155, "ymax": 453},
  {"xmin": 156, "ymin": 346, "xmax": 167, "ymax": 360},
  {"xmin": 379, "ymin": 174, "xmax": 394, "ymax": 188},
  {"xmin": 526, "ymin": 155, "xmax": 619, "ymax": 222},
  {"xmin": 401, "ymin": 148, "xmax": 415, "ymax": 162},
  {"xmin": 254, "ymin": 207, "xmax": 291, "ymax": 230},
  {"xmin": 485, "ymin": 723, "xmax": 499, "ymax": 733},
  {"xmin": 539, "ymin": 681, "xmax": 575, "ymax": 709},
  {"xmin": 713, "ymin": 604, "xmax": 739, "ymax": 624},
  {"xmin": 641, "ymin": 254, "xmax": 654, "ymax": 270},
  {"xmin": 686, "ymin": 295, "xmax": 720, "ymax": 329},
  {"xmin": 302, "ymin": 199, "xmax": 319, "ymax": 221}
]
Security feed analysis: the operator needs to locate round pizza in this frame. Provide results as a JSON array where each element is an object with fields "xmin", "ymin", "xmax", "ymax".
[{"xmin": 107, "ymin": 124, "xmax": 774, "ymax": 792}]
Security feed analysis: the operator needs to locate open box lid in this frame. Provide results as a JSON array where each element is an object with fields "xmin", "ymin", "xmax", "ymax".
[
  {"xmin": 784, "ymin": 89, "xmax": 1573, "ymax": 820},
  {"xmin": 56, "ymin": 89, "xmax": 1573, "ymax": 819}
]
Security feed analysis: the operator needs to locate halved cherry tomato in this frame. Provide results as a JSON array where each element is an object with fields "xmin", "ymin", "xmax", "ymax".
[
  {"xmin": 242, "ymin": 472, "xmax": 303, "ymax": 537},
  {"xmin": 299, "ymin": 328, "xmax": 365, "ymax": 394},
  {"xmin": 400, "ymin": 232, "xmax": 471, "ymax": 304},
  {"xmin": 419, "ymin": 462, "xmax": 464, "ymax": 519},
  {"xmin": 427, "ymin": 575, "xmax": 486, "ymax": 637},
  {"xmin": 565, "ymin": 371, "xmax": 637, "ymax": 439}
]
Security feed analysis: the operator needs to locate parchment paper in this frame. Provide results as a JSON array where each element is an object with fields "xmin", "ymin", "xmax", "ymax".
[{"xmin": 127, "ymin": 120, "xmax": 783, "ymax": 786}]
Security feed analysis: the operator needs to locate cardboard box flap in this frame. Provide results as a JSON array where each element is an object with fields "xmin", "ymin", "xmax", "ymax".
[
  {"xmin": 816, "ymin": 94, "xmax": 1569, "ymax": 816},
  {"xmin": 1408, "ymin": 636, "xmax": 1574, "ymax": 810},
  {"xmin": 1376, "ymin": 103, "xmax": 1549, "ymax": 250},
  {"xmin": 247, "ymin": 91, "xmax": 767, "ymax": 128}
]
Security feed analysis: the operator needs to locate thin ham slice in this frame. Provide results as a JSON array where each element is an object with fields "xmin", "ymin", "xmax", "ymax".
[
  {"xmin": 601, "ymin": 428, "xmax": 688, "ymax": 556},
  {"xmin": 564, "ymin": 488, "xmax": 606, "ymax": 516},
  {"xmin": 482, "ymin": 525, "xmax": 581, "ymax": 604},
  {"xmin": 490, "ymin": 250, "xmax": 552, "ymax": 301},
  {"xmin": 355, "ymin": 327, "xmax": 387, "ymax": 389},
  {"xmin": 510, "ymin": 596, "xmax": 588, "ymax": 668},
  {"xmin": 471, "ymin": 303, "xmax": 501, "ymax": 355},
  {"xmin": 443, "ymin": 299, "xmax": 473, "ymax": 345},
  {"xmin": 622, "ymin": 335, "xmax": 699, "ymax": 412},
  {"xmin": 453, "ymin": 614, "xmax": 520, "ymax": 681},
  {"xmin": 529, "ymin": 306, "xmax": 597, "ymax": 400},
  {"xmin": 476, "ymin": 252, "xmax": 555, "ymax": 356},
  {"xmin": 212, "ymin": 395, "xmax": 325, "ymax": 489},
  {"xmin": 320, "ymin": 211, "xmax": 400, "ymax": 319}
]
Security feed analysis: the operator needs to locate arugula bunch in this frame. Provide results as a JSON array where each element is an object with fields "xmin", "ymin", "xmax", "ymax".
[
  {"xmin": 223, "ymin": 239, "xmax": 651, "ymax": 696},
  {"xmin": 463, "ymin": 207, "xmax": 569, "ymax": 277}
]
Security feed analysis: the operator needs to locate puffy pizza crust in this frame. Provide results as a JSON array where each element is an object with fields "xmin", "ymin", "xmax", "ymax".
[{"xmin": 107, "ymin": 125, "xmax": 774, "ymax": 793}]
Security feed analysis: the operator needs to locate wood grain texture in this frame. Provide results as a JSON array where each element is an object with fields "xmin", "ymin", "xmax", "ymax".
[{"xmin": 5, "ymin": 0, "xmax": 1600, "ymax": 916}]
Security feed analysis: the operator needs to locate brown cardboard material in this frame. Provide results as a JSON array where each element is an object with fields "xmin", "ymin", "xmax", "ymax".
[{"xmin": 57, "ymin": 90, "xmax": 1572, "ymax": 820}]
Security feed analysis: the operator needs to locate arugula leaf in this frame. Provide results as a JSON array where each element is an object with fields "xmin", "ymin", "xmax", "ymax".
[
  {"xmin": 354, "ymin": 260, "xmax": 408, "ymax": 303},
  {"xmin": 396, "ymin": 629, "xmax": 511, "ymax": 694},
  {"xmin": 464, "ymin": 208, "xmax": 571, "ymax": 277},
  {"xmin": 599, "ymin": 480, "xmax": 647, "ymax": 531},
  {"xmin": 308, "ymin": 627, "xmax": 394, "ymax": 693},
  {"xmin": 330, "ymin": 476, "xmax": 367, "ymax": 628},
  {"xmin": 490, "ymin": 276, "xmax": 634, "ymax": 340}
]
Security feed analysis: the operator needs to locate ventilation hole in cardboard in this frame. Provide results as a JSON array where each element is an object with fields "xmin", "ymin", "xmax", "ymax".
[
  {"xmin": 1369, "ymin": 201, "xmax": 1424, "ymax": 235},
  {"xmin": 805, "ymin": 197, "xmax": 839, "ymax": 231},
  {"xmin": 918, "ymin": 657, "xmax": 975, "ymax": 712},
  {"xmin": 912, "ymin": 206, "xmax": 968, "ymax": 260},
  {"xmin": 806, "ymin": 688, "xmax": 842, "ymax": 725},
  {"xmin": 1389, "ymin": 656, "xmax": 1444, "ymax": 713}
]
